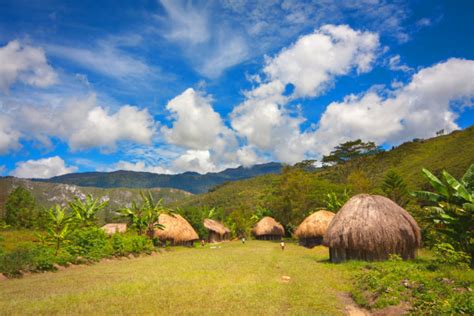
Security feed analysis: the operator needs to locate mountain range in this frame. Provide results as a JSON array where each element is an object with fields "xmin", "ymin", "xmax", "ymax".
[{"xmin": 32, "ymin": 162, "xmax": 283, "ymax": 194}]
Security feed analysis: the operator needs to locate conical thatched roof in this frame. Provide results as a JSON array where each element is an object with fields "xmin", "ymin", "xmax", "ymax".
[
  {"xmin": 203, "ymin": 219, "xmax": 230, "ymax": 236},
  {"xmin": 324, "ymin": 194, "xmax": 421, "ymax": 261},
  {"xmin": 294, "ymin": 210, "xmax": 335, "ymax": 238},
  {"xmin": 252, "ymin": 216, "xmax": 285, "ymax": 237},
  {"xmin": 154, "ymin": 213, "xmax": 199, "ymax": 242}
]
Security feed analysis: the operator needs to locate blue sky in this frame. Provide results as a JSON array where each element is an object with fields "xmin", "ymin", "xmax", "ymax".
[{"xmin": 0, "ymin": 0, "xmax": 473, "ymax": 178}]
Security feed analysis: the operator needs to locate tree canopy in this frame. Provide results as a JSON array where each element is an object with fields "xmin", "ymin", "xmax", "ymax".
[{"xmin": 322, "ymin": 139, "xmax": 383, "ymax": 166}]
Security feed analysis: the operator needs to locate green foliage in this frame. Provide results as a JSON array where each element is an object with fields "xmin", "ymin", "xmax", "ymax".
[
  {"xmin": 45, "ymin": 205, "xmax": 74, "ymax": 255},
  {"xmin": 176, "ymin": 206, "xmax": 223, "ymax": 240},
  {"xmin": 118, "ymin": 192, "xmax": 167, "ymax": 238},
  {"xmin": 324, "ymin": 189, "xmax": 350, "ymax": 212},
  {"xmin": 68, "ymin": 227, "xmax": 112, "ymax": 261},
  {"xmin": 110, "ymin": 233, "xmax": 153, "ymax": 256},
  {"xmin": 352, "ymin": 259, "xmax": 473, "ymax": 315},
  {"xmin": 0, "ymin": 244, "xmax": 72, "ymax": 277},
  {"xmin": 347, "ymin": 170, "xmax": 373, "ymax": 194},
  {"xmin": 5, "ymin": 186, "xmax": 38, "ymax": 228},
  {"xmin": 412, "ymin": 164, "xmax": 474, "ymax": 264},
  {"xmin": 432, "ymin": 243, "xmax": 471, "ymax": 269},
  {"xmin": 382, "ymin": 170, "xmax": 410, "ymax": 206},
  {"xmin": 69, "ymin": 194, "xmax": 109, "ymax": 227},
  {"xmin": 322, "ymin": 139, "xmax": 383, "ymax": 166},
  {"xmin": 250, "ymin": 206, "xmax": 273, "ymax": 223}
]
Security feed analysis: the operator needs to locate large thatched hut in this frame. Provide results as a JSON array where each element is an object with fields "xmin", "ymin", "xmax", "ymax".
[
  {"xmin": 294, "ymin": 210, "xmax": 335, "ymax": 248},
  {"xmin": 203, "ymin": 219, "xmax": 230, "ymax": 243},
  {"xmin": 252, "ymin": 216, "xmax": 285, "ymax": 240},
  {"xmin": 101, "ymin": 223, "xmax": 127, "ymax": 235},
  {"xmin": 154, "ymin": 214, "xmax": 199, "ymax": 246},
  {"xmin": 324, "ymin": 194, "xmax": 421, "ymax": 262}
]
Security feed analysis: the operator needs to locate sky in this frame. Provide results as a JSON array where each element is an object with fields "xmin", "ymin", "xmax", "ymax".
[{"xmin": 0, "ymin": 0, "xmax": 473, "ymax": 178}]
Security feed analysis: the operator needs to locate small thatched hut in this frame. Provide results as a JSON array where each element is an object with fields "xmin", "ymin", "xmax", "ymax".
[
  {"xmin": 324, "ymin": 194, "xmax": 421, "ymax": 262},
  {"xmin": 203, "ymin": 219, "xmax": 230, "ymax": 243},
  {"xmin": 101, "ymin": 223, "xmax": 127, "ymax": 235},
  {"xmin": 154, "ymin": 214, "xmax": 199, "ymax": 246},
  {"xmin": 252, "ymin": 216, "xmax": 285, "ymax": 240},
  {"xmin": 294, "ymin": 210, "xmax": 335, "ymax": 248}
]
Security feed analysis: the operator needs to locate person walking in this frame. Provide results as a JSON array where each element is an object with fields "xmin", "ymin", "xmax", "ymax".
[{"xmin": 280, "ymin": 240, "xmax": 285, "ymax": 251}]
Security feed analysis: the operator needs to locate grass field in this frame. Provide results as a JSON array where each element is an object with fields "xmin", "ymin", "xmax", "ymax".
[{"xmin": 0, "ymin": 241, "xmax": 354, "ymax": 315}]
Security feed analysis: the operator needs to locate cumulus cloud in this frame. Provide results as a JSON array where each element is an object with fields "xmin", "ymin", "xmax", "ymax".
[
  {"xmin": 10, "ymin": 156, "xmax": 77, "ymax": 179},
  {"xmin": 2, "ymin": 94, "xmax": 156, "ymax": 152},
  {"xmin": 263, "ymin": 24, "xmax": 379, "ymax": 98},
  {"xmin": 314, "ymin": 58, "xmax": 474, "ymax": 154},
  {"xmin": 171, "ymin": 149, "xmax": 217, "ymax": 174},
  {"xmin": 231, "ymin": 24, "xmax": 379, "ymax": 163},
  {"xmin": 162, "ymin": 88, "xmax": 227, "ymax": 150},
  {"xmin": 0, "ymin": 40, "xmax": 57, "ymax": 93}
]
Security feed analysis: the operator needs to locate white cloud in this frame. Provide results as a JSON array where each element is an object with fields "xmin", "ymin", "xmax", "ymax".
[
  {"xmin": 162, "ymin": 88, "xmax": 227, "ymax": 150},
  {"xmin": 112, "ymin": 160, "xmax": 171, "ymax": 174},
  {"xmin": 171, "ymin": 149, "xmax": 217, "ymax": 174},
  {"xmin": 263, "ymin": 24, "xmax": 379, "ymax": 98},
  {"xmin": 10, "ymin": 156, "xmax": 77, "ymax": 179},
  {"xmin": 231, "ymin": 25, "xmax": 379, "ymax": 163},
  {"xmin": 388, "ymin": 55, "xmax": 412, "ymax": 72},
  {"xmin": 3, "ymin": 94, "xmax": 156, "ymax": 152},
  {"xmin": 314, "ymin": 58, "xmax": 474, "ymax": 154},
  {"xmin": 0, "ymin": 115, "xmax": 21, "ymax": 154},
  {"xmin": 0, "ymin": 40, "xmax": 57, "ymax": 93}
]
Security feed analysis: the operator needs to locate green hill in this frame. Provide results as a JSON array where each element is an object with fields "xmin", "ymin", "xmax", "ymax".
[{"xmin": 175, "ymin": 126, "xmax": 474, "ymax": 230}]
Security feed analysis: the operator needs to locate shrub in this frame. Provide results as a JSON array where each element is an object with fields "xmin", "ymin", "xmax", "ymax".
[
  {"xmin": 68, "ymin": 227, "xmax": 112, "ymax": 261},
  {"xmin": 110, "ymin": 233, "xmax": 153, "ymax": 256},
  {"xmin": 432, "ymin": 243, "xmax": 471, "ymax": 269}
]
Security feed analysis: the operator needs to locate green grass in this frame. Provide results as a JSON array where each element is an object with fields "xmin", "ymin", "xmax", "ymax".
[
  {"xmin": 0, "ymin": 229, "xmax": 39, "ymax": 252},
  {"xmin": 0, "ymin": 241, "xmax": 353, "ymax": 315}
]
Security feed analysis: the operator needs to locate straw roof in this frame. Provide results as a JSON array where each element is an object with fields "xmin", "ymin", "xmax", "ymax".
[
  {"xmin": 323, "ymin": 194, "xmax": 421, "ymax": 259},
  {"xmin": 252, "ymin": 216, "xmax": 285, "ymax": 236},
  {"xmin": 294, "ymin": 210, "xmax": 335, "ymax": 238},
  {"xmin": 154, "ymin": 213, "xmax": 199, "ymax": 242},
  {"xmin": 203, "ymin": 219, "xmax": 230, "ymax": 236},
  {"xmin": 101, "ymin": 223, "xmax": 127, "ymax": 235}
]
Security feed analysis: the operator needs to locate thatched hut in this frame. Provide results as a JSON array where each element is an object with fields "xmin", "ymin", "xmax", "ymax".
[
  {"xmin": 324, "ymin": 194, "xmax": 421, "ymax": 262},
  {"xmin": 294, "ymin": 210, "xmax": 335, "ymax": 248},
  {"xmin": 252, "ymin": 216, "xmax": 285, "ymax": 240},
  {"xmin": 101, "ymin": 223, "xmax": 127, "ymax": 235},
  {"xmin": 154, "ymin": 214, "xmax": 199, "ymax": 246},
  {"xmin": 203, "ymin": 219, "xmax": 230, "ymax": 243}
]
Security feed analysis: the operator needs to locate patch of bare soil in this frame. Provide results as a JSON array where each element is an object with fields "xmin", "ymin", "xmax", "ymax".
[
  {"xmin": 338, "ymin": 293, "xmax": 371, "ymax": 316},
  {"xmin": 372, "ymin": 302, "xmax": 410, "ymax": 316}
]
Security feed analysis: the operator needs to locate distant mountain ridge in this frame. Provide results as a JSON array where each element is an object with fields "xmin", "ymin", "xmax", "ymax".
[{"xmin": 33, "ymin": 162, "xmax": 283, "ymax": 194}]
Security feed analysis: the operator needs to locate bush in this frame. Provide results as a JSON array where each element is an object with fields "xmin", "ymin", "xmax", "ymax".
[
  {"xmin": 0, "ymin": 244, "xmax": 72, "ymax": 277},
  {"xmin": 68, "ymin": 227, "xmax": 112, "ymax": 261},
  {"xmin": 352, "ymin": 259, "xmax": 473, "ymax": 315},
  {"xmin": 432, "ymin": 243, "xmax": 471, "ymax": 269},
  {"xmin": 110, "ymin": 233, "xmax": 153, "ymax": 256}
]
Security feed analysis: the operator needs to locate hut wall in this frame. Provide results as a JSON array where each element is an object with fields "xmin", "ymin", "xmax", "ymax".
[
  {"xmin": 298, "ymin": 236, "xmax": 323, "ymax": 248},
  {"xmin": 208, "ymin": 231, "xmax": 222, "ymax": 243},
  {"xmin": 329, "ymin": 247, "xmax": 417, "ymax": 263},
  {"xmin": 256, "ymin": 234, "xmax": 281, "ymax": 241}
]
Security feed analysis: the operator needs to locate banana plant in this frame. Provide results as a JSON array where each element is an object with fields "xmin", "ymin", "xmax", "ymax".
[
  {"xmin": 119, "ymin": 192, "xmax": 167, "ymax": 239},
  {"xmin": 412, "ymin": 164, "xmax": 474, "ymax": 263},
  {"xmin": 324, "ymin": 189, "xmax": 350, "ymax": 212},
  {"xmin": 69, "ymin": 194, "xmax": 109, "ymax": 227},
  {"xmin": 46, "ymin": 205, "xmax": 73, "ymax": 255}
]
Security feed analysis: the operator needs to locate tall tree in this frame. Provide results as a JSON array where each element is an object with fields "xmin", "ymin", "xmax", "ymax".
[
  {"xmin": 322, "ymin": 139, "xmax": 383, "ymax": 166},
  {"xmin": 382, "ymin": 170, "xmax": 410, "ymax": 207},
  {"xmin": 5, "ymin": 186, "xmax": 37, "ymax": 228}
]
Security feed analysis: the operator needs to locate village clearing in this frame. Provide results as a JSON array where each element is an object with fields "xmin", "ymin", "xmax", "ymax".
[{"xmin": 0, "ymin": 241, "xmax": 359, "ymax": 315}]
